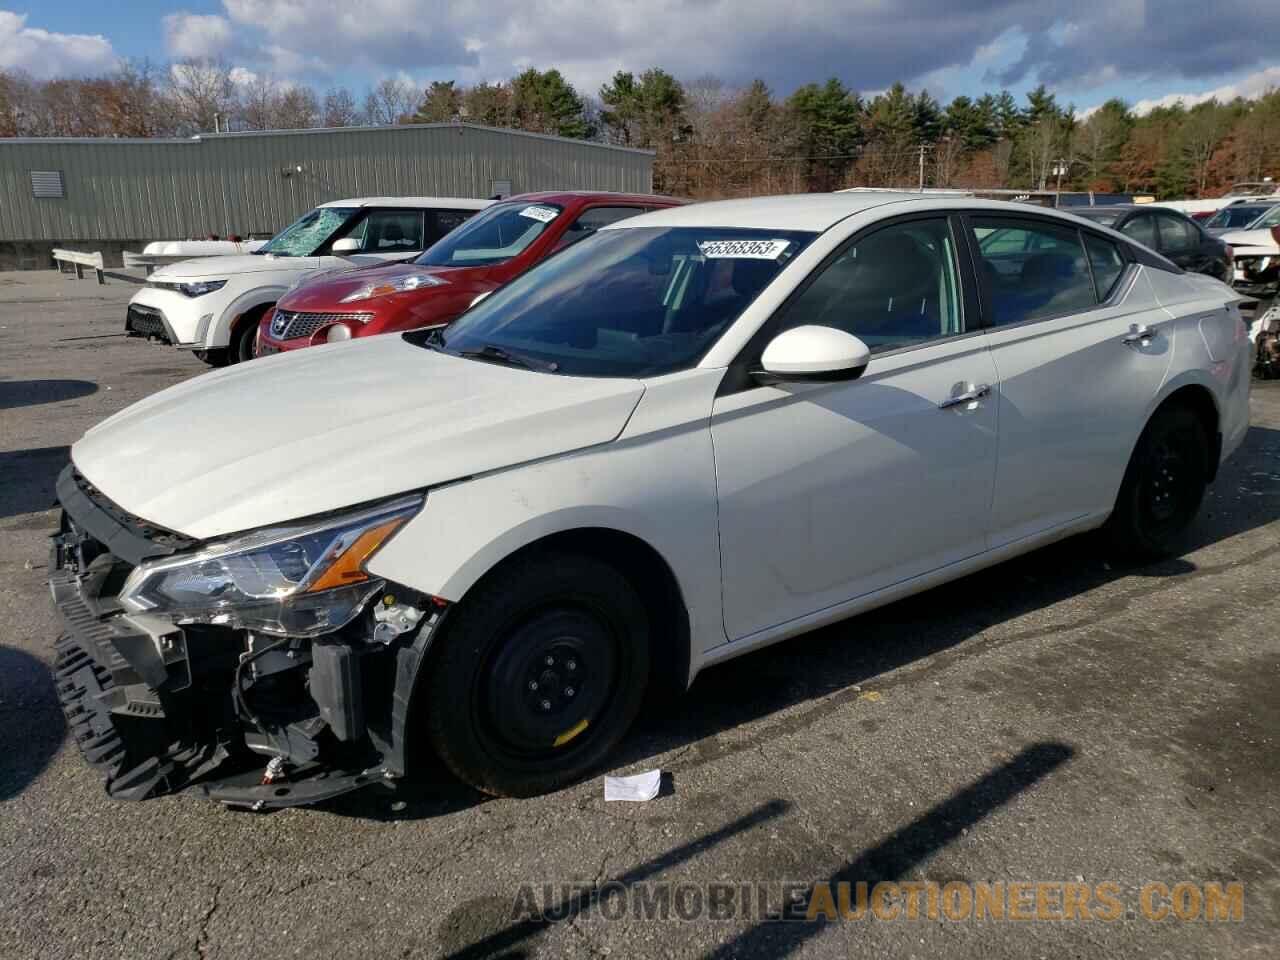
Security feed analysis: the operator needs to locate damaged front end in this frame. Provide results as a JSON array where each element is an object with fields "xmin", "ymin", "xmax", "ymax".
[{"xmin": 49, "ymin": 466, "xmax": 441, "ymax": 810}]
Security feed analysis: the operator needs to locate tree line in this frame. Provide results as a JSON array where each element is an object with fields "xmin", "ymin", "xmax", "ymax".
[{"xmin": 2, "ymin": 58, "xmax": 1277, "ymax": 201}]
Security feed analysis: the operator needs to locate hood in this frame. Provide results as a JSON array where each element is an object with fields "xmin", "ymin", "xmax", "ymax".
[
  {"xmin": 152, "ymin": 253, "xmax": 316, "ymax": 280},
  {"xmin": 72, "ymin": 337, "xmax": 644, "ymax": 539},
  {"xmin": 1221, "ymin": 226, "xmax": 1280, "ymax": 256},
  {"xmin": 279, "ymin": 262, "xmax": 481, "ymax": 312}
]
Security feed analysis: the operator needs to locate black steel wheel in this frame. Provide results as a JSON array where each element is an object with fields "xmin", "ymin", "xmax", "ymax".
[
  {"xmin": 425, "ymin": 551, "xmax": 650, "ymax": 797},
  {"xmin": 1107, "ymin": 404, "xmax": 1209, "ymax": 560}
]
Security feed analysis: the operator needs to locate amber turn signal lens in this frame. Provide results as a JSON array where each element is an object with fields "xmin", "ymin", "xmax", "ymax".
[{"xmin": 305, "ymin": 517, "xmax": 407, "ymax": 593}]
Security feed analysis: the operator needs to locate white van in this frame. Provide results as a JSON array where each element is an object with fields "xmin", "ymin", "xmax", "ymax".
[{"xmin": 124, "ymin": 197, "xmax": 491, "ymax": 366}]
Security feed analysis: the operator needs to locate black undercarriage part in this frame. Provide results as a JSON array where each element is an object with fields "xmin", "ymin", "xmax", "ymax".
[{"xmin": 48, "ymin": 474, "xmax": 444, "ymax": 809}]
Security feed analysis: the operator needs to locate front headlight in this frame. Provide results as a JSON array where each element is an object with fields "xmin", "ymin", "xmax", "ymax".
[
  {"xmin": 179, "ymin": 279, "xmax": 228, "ymax": 298},
  {"xmin": 119, "ymin": 495, "xmax": 423, "ymax": 637},
  {"xmin": 339, "ymin": 274, "xmax": 446, "ymax": 303}
]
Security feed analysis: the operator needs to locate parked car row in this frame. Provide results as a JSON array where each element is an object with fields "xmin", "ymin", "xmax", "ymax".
[
  {"xmin": 125, "ymin": 197, "xmax": 491, "ymax": 365},
  {"xmin": 258, "ymin": 192, "xmax": 683, "ymax": 355},
  {"xmin": 62, "ymin": 190, "xmax": 1251, "ymax": 810}
]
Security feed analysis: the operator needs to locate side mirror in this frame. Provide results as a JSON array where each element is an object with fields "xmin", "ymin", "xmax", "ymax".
[
  {"xmin": 754, "ymin": 325, "xmax": 871, "ymax": 383},
  {"xmin": 331, "ymin": 237, "xmax": 361, "ymax": 254}
]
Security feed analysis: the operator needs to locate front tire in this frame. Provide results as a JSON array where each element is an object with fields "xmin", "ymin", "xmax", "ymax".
[
  {"xmin": 194, "ymin": 348, "xmax": 231, "ymax": 367},
  {"xmin": 425, "ymin": 552, "xmax": 650, "ymax": 797},
  {"xmin": 1106, "ymin": 404, "xmax": 1210, "ymax": 560}
]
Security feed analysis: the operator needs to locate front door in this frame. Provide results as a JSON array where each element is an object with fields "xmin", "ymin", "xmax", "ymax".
[{"xmin": 712, "ymin": 215, "xmax": 999, "ymax": 641}]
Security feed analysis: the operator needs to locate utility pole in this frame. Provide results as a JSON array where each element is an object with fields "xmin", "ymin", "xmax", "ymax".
[{"xmin": 918, "ymin": 144, "xmax": 926, "ymax": 191}]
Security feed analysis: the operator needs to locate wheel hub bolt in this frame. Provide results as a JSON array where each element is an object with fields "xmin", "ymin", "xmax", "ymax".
[
  {"xmin": 567, "ymin": 660, "xmax": 577, "ymax": 671},
  {"xmin": 545, "ymin": 656, "xmax": 555, "ymax": 667},
  {"xmin": 565, "ymin": 687, "xmax": 575, "ymax": 697},
  {"xmin": 540, "ymin": 699, "xmax": 552, "ymax": 711},
  {"xmin": 529, "ymin": 681, "xmax": 538, "ymax": 691}
]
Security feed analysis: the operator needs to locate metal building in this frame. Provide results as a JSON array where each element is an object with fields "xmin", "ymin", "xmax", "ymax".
[{"xmin": 0, "ymin": 122, "xmax": 655, "ymax": 268}]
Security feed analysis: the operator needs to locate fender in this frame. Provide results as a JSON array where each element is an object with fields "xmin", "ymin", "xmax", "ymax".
[{"xmin": 208, "ymin": 286, "xmax": 288, "ymax": 348}]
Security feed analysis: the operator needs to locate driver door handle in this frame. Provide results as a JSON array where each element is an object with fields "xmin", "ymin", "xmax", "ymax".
[
  {"xmin": 939, "ymin": 384, "xmax": 991, "ymax": 409},
  {"xmin": 1122, "ymin": 325, "xmax": 1157, "ymax": 346}
]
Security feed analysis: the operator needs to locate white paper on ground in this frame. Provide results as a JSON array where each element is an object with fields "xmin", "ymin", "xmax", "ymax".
[{"xmin": 604, "ymin": 769, "xmax": 662, "ymax": 802}]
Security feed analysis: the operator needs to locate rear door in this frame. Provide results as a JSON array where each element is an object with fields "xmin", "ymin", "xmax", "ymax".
[{"xmin": 969, "ymin": 215, "xmax": 1174, "ymax": 546}]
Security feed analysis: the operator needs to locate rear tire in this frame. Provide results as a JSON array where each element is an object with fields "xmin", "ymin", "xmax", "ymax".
[
  {"xmin": 1106, "ymin": 404, "xmax": 1210, "ymax": 560},
  {"xmin": 425, "ymin": 552, "xmax": 650, "ymax": 798}
]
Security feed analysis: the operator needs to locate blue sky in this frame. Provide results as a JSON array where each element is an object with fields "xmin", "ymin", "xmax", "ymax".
[{"xmin": 3, "ymin": 2, "xmax": 1279, "ymax": 115}]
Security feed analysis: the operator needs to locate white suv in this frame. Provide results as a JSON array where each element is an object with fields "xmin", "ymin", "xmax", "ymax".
[{"xmin": 124, "ymin": 197, "xmax": 490, "ymax": 366}]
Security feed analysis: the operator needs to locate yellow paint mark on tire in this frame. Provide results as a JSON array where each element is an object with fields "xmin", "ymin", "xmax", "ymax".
[{"xmin": 553, "ymin": 718, "xmax": 590, "ymax": 747}]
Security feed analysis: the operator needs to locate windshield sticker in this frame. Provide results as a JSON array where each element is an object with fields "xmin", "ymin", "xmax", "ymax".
[
  {"xmin": 519, "ymin": 205, "xmax": 560, "ymax": 223},
  {"xmin": 697, "ymin": 239, "xmax": 792, "ymax": 260}
]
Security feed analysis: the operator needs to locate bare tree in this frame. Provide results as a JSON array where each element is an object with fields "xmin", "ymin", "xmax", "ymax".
[
  {"xmin": 364, "ymin": 78, "xmax": 416, "ymax": 125},
  {"xmin": 275, "ymin": 87, "xmax": 319, "ymax": 128},
  {"xmin": 169, "ymin": 58, "xmax": 237, "ymax": 134},
  {"xmin": 322, "ymin": 87, "xmax": 360, "ymax": 126},
  {"xmin": 238, "ymin": 74, "xmax": 279, "ymax": 130}
]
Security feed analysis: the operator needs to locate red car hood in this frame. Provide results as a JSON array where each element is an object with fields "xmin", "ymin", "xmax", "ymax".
[{"xmin": 279, "ymin": 261, "xmax": 488, "ymax": 312}]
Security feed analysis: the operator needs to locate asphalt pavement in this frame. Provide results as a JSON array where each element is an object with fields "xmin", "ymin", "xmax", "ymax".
[{"xmin": 0, "ymin": 269, "xmax": 1276, "ymax": 959}]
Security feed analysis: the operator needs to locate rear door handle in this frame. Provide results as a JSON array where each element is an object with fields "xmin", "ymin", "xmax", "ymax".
[
  {"xmin": 939, "ymin": 384, "xmax": 991, "ymax": 409},
  {"xmin": 1122, "ymin": 325, "xmax": 1157, "ymax": 346}
]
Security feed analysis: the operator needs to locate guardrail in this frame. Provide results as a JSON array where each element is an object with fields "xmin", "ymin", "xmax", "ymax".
[
  {"xmin": 52, "ymin": 249, "xmax": 147, "ymax": 285},
  {"xmin": 52, "ymin": 249, "xmax": 106, "ymax": 284}
]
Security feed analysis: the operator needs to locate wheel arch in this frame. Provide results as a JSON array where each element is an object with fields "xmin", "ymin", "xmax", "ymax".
[
  {"xmin": 211, "ymin": 287, "xmax": 286, "ymax": 347},
  {"xmin": 457, "ymin": 527, "xmax": 692, "ymax": 700},
  {"xmin": 389, "ymin": 525, "xmax": 693, "ymax": 777},
  {"xmin": 1147, "ymin": 377, "xmax": 1222, "ymax": 481}
]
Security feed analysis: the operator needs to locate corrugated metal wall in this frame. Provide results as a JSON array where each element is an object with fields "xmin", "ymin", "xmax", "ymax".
[{"xmin": 0, "ymin": 124, "xmax": 655, "ymax": 242}]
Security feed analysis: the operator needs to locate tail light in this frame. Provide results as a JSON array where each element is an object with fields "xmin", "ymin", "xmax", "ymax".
[
  {"xmin": 1191, "ymin": 210, "xmax": 1215, "ymax": 221},
  {"xmin": 1271, "ymin": 225, "xmax": 1280, "ymax": 247}
]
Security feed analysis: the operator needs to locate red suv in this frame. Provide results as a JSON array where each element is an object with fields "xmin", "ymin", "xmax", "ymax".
[{"xmin": 258, "ymin": 191, "xmax": 684, "ymax": 353}]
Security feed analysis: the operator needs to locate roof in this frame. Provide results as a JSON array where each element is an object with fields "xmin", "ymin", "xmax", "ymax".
[
  {"xmin": 0, "ymin": 122, "xmax": 657, "ymax": 157},
  {"xmin": 319, "ymin": 197, "xmax": 492, "ymax": 209},
  {"xmin": 614, "ymin": 192, "xmax": 915, "ymax": 231},
  {"xmin": 499, "ymin": 190, "xmax": 683, "ymax": 206},
  {"xmin": 614, "ymin": 192, "xmax": 1156, "ymax": 234}
]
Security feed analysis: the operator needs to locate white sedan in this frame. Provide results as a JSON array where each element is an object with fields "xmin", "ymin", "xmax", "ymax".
[{"xmin": 52, "ymin": 193, "xmax": 1252, "ymax": 806}]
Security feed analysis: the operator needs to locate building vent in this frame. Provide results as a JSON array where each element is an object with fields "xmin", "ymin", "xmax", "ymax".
[{"xmin": 31, "ymin": 170, "xmax": 65, "ymax": 199}]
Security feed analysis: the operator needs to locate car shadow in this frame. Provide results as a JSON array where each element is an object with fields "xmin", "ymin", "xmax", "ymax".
[
  {"xmin": 432, "ymin": 744, "xmax": 1072, "ymax": 959},
  {"xmin": 0, "ymin": 645, "xmax": 67, "ymax": 801},
  {"xmin": 0, "ymin": 445, "xmax": 70, "ymax": 521},
  {"xmin": 327, "ymin": 423, "xmax": 1279, "ymax": 822},
  {"xmin": 0, "ymin": 379, "xmax": 97, "ymax": 410}
]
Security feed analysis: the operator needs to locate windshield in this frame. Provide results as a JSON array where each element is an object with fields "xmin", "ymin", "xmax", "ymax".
[
  {"xmin": 416, "ymin": 201, "xmax": 563, "ymax": 267},
  {"xmin": 1206, "ymin": 204, "xmax": 1275, "ymax": 229},
  {"xmin": 258, "ymin": 207, "xmax": 358, "ymax": 257},
  {"xmin": 424, "ymin": 227, "xmax": 816, "ymax": 377},
  {"xmin": 1074, "ymin": 210, "xmax": 1120, "ymax": 227}
]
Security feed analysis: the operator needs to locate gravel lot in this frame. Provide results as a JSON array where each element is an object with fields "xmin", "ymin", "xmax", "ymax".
[{"xmin": 1, "ymin": 269, "xmax": 1277, "ymax": 959}]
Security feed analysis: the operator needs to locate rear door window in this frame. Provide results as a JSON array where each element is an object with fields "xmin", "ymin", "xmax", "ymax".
[
  {"xmin": 428, "ymin": 208, "xmax": 478, "ymax": 245},
  {"xmin": 1120, "ymin": 214, "xmax": 1157, "ymax": 249},
  {"xmin": 1155, "ymin": 213, "xmax": 1198, "ymax": 255},
  {"xmin": 1084, "ymin": 234, "xmax": 1127, "ymax": 301},
  {"xmin": 553, "ymin": 206, "xmax": 649, "ymax": 252},
  {"xmin": 971, "ymin": 218, "xmax": 1098, "ymax": 326},
  {"xmin": 351, "ymin": 210, "xmax": 425, "ymax": 252}
]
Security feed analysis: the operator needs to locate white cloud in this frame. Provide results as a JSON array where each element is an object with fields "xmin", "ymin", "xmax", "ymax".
[
  {"xmin": 163, "ymin": 12, "xmax": 236, "ymax": 60},
  {"xmin": 0, "ymin": 10, "xmax": 116, "ymax": 78},
  {"xmin": 1128, "ymin": 66, "xmax": 1280, "ymax": 116}
]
